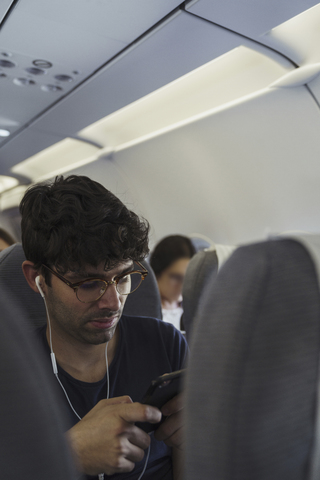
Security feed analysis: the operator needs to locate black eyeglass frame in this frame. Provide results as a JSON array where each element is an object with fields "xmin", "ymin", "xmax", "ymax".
[{"xmin": 41, "ymin": 261, "xmax": 148, "ymax": 303}]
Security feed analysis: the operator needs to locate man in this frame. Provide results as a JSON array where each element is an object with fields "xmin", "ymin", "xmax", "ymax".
[{"xmin": 21, "ymin": 175, "xmax": 188, "ymax": 480}]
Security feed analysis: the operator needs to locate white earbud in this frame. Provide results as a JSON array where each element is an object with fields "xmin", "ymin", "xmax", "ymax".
[{"xmin": 35, "ymin": 276, "xmax": 45, "ymax": 298}]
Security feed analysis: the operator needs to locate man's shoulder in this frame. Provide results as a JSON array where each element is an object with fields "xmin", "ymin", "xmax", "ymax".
[
  {"xmin": 121, "ymin": 314, "xmax": 162, "ymax": 324},
  {"xmin": 121, "ymin": 314, "xmax": 181, "ymax": 335},
  {"xmin": 120, "ymin": 314, "xmax": 187, "ymax": 350},
  {"xmin": 119, "ymin": 315, "xmax": 188, "ymax": 371}
]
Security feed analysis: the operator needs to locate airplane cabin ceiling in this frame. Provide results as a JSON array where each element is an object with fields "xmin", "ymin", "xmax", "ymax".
[{"xmin": 0, "ymin": 0, "xmax": 320, "ymax": 189}]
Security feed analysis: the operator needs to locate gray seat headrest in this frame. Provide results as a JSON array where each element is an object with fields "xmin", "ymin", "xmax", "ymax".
[
  {"xmin": 185, "ymin": 238, "xmax": 320, "ymax": 480},
  {"xmin": 0, "ymin": 243, "xmax": 46, "ymax": 329}
]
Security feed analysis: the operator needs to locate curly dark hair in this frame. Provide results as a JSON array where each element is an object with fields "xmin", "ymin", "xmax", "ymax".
[
  {"xmin": 149, "ymin": 235, "xmax": 196, "ymax": 277},
  {"xmin": 20, "ymin": 175, "xmax": 149, "ymax": 281}
]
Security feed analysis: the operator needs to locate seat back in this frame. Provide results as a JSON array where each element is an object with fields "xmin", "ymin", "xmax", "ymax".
[
  {"xmin": 0, "ymin": 243, "xmax": 46, "ymax": 329},
  {"xmin": 182, "ymin": 244, "xmax": 236, "ymax": 342},
  {"xmin": 0, "ymin": 285, "xmax": 77, "ymax": 479},
  {"xmin": 185, "ymin": 238, "xmax": 320, "ymax": 480},
  {"xmin": 123, "ymin": 259, "xmax": 162, "ymax": 319},
  {"xmin": 182, "ymin": 249, "xmax": 218, "ymax": 341}
]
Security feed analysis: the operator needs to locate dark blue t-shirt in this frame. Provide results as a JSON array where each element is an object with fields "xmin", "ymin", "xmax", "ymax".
[{"xmin": 36, "ymin": 315, "xmax": 188, "ymax": 480}]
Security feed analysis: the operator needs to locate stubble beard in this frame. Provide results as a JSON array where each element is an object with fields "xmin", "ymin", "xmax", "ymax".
[{"xmin": 45, "ymin": 289, "xmax": 122, "ymax": 346}]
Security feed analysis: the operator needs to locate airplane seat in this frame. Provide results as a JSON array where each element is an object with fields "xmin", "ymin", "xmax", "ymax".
[
  {"xmin": 0, "ymin": 284, "xmax": 77, "ymax": 479},
  {"xmin": 123, "ymin": 259, "xmax": 162, "ymax": 320},
  {"xmin": 0, "ymin": 243, "xmax": 46, "ymax": 329},
  {"xmin": 189, "ymin": 235, "xmax": 212, "ymax": 252},
  {"xmin": 182, "ymin": 249, "xmax": 218, "ymax": 342},
  {"xmin": 182, "ymin": 244, "xmax": 236, "ymax": 343},
  {"xmin": 185, "ymin": 237, "xmax": 320, "ymax": 480}
]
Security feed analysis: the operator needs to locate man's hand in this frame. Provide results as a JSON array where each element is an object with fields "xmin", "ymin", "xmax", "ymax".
[
  {"xmin": 154, "ymin": 393, "xmax": 184, "ymax": 450},
  {"xmin": 67, "ymin": 396, "xmax": 162, "ymax": 476}
]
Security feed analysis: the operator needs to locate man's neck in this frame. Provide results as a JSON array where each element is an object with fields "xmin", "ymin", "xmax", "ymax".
[{"xmin": 46, "ymin": 327, "xmax": 119, "ymax": 383}]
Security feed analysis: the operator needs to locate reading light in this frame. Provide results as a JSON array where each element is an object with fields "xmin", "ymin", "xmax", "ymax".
[{"xmin": 0, "ymin": 129, "xmax": 10, "ymax": 137}]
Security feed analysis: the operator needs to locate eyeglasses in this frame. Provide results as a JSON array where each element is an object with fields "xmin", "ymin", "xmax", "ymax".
[{"xmin": 42, "ymin": 262, "xmax": 148, "ymax": 303}]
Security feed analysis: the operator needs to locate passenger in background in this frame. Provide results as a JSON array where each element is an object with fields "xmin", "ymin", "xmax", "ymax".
[
  {"xmin": 0, "ymin": 227, "xmax": 15, "ymax": 251},
  {"xmin": 150, "ymin": 235, "xmax": 196, "ymax": 330}
]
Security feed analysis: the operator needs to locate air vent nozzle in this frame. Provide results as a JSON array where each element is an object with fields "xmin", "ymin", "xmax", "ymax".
[
  {"xmin": 25, "ymin": 67, "xmax": 46, "ymax": 75},
  {"xmin": 41, "ymin": 84, "xmax": 63, "ymax": 92},
  {"xmin": 0, "ymin": 59, "xmax": 15, "ymax": 68},
  {"xmin": 13, "ymin": 78, "xmax": 36, "ymax": 86},
  {"xmin": 54, "ymin": 74, "xmax": 73, "ymax": 82}
]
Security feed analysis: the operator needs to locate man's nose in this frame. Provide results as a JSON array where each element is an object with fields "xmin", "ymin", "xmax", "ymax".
[{"xmin": 97, "ymin": 283, "xmax": 122, "ymax": 310}]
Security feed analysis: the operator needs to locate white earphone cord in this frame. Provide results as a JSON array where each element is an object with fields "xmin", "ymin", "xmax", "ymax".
[{"xmin": 39, "ymin": 281, "xmax": 148, "ymax": 480}]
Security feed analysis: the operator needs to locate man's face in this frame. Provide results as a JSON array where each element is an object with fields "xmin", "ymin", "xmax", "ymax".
[{"xmin": 44, "ymin": 260, "xmax": 133, "ymax": 346}]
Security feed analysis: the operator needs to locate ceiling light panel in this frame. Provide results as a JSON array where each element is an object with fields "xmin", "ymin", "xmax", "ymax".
[
  {"xmin": 11, "ymin": 138, "xmax": 100, "ymax": 182},
  {"xmin": 187, "ymin": 0, "xmax": 320, "ymax": 38},
  {"xmin": 262, "ymin": 4, "xmax": 320, "ymax": 66},
  {"xmin": 0, "ymin": 185, "xmax": 28, "ymax": 211},
  {"xmin": 79, "ymin": 46, "xmax": 292, "ymax": 149},
  {"xmin": 0, "ymin": 175, "xmax": 18, "ymax": 193},
  {"xmin": 0, "ymin": 129, "xmax": 65, "ymax": 172},
  {"xmin": 261, "ymin": 4, "xmax": 320, "ymax": 107}
]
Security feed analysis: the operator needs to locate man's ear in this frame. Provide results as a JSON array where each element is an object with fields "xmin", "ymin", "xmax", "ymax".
[{"xmin": 22, "ymin": 261, "xmax": 45, "ymax": 295}]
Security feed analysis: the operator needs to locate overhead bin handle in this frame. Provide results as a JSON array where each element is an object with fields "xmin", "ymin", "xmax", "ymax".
[{"xmin": 269, "ymin": 63, "xmax": 320, "ymax": 88}]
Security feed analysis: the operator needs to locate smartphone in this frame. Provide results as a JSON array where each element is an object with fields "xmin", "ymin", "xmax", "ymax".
[{"xmin": 138, "ymin": 369, "xmax": 186, "ymax": 433}]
